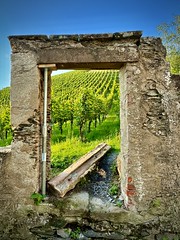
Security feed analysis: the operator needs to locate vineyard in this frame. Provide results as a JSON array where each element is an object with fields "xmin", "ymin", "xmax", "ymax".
[
  {"xmin": 0, "ymin": 87, "xmax": 12, "ymax": 146},
  {"xmin": 0, "ymin": 70, "xmax": 120, "ymax": 172},
  {"xmin": 51, "ymin": 70, "xmax": 120, "ymax": 142},
  {"xmin": 51, "ymin": 70, "xmax": 120, "ymax": 172}
]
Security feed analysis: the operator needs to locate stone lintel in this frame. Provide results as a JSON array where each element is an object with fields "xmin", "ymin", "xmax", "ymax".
[
  {"xmin": 37, "ymin": 46, "xmax": 139, "ymax": 65},
  {"xmin": 9, "ymin": 31, "xmax": 142, "ymax": 42},
  {"xmin": 8, "ymin": 35, "xmax": 48, "ymax": 41},
  {"xmin": 8, "ymin": 31, "xmax": 142, "ymax": 55}
]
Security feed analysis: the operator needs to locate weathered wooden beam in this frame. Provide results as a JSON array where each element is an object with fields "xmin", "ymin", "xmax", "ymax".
[
  {"xmin": 38, "ymin": 63, "xmax": 57, "ymax": 70},
  {"xmin": 48, "ymin": 143, "xmax": 111, "ymax": 197}
]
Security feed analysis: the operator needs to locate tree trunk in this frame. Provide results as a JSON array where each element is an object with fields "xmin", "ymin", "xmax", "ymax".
[
  {"xmin": 98, "ymin": 115, "xmax": 101, "ymax": 123},
  {"xmin": 80, "ymin": 124, "xmax": 84, "ymax": 142},
  {"xmin": 59, "ymin": 121, "xmax": 63, "ymax": 134},
  {"xmin": 94, "ymin": 118, "xmax": 97, "ymax": 128},
  {"xmin": 70, "ymin": 118, "xmax": 73, "ymax": 132},
  {"xmin": 88, "ymin": 120, "xmax": 92, "ymax": 133}
]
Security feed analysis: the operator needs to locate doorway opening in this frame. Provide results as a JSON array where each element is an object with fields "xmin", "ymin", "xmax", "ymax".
[{"xmin": 49, "ymin": 68, "xmax": 121, "ymax": 200}]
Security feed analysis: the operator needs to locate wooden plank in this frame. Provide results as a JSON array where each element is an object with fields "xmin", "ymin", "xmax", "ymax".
[
  {"xmin": 38, "ymin": 64, "xmax": 57, "ymax": 70},
  {"xmin": 48, "ymin": 143, "xmax": 111, "ymax": 197}
]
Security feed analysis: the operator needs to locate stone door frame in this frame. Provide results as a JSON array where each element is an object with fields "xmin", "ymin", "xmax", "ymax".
[{"xmin": 8, "ymin": 32, "xmax": 175, "ymax": 212}]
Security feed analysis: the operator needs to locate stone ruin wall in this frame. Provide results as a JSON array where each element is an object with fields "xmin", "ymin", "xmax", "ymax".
[{"xmin": 0, "ymin": 32, "xmax": 179, "ymax": 239}]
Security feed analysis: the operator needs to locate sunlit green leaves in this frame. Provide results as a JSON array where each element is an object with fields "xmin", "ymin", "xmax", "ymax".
[
  {"xmin": 0, "ymin": 87, "xmax": 12, "ymax": 144},
  {"xmin": 157, "ymin": 15, "xmax": 180, "ymax": 74},
  {"xmin": 51, "ymin": 70, "xmax": 120, "ymax": 141}
]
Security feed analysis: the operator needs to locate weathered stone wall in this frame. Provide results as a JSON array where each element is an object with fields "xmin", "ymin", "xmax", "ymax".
[
  {"xmin": 120, "ymin": 38, "xmax": 175, "ymax": 209},
  {"xmin": 10, "ymin": 51, "xmax": 41, "ymax": 203},
  {"xmin": 0, "ymin": 146, "xmax": 11, "ymax": 197},
  {"xmin": 0, "ymin": 32, "xmax": 179, "ymax": 239},
  {"xmin": 120, "ymin": 38, "xmax": 180, "ymax": 232}
]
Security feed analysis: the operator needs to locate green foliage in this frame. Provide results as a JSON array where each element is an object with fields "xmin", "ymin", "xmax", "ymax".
[
  {"xmin": 116, "ymin": 199, "xmax": 123, "ymax": 208},
  {"xmin": 0, "ymin": 87, "xmax": 12, "ymax": 145},
  {"xmin": 69, "ymin": 227, "xmax": 81, "ymax": 239},
  {"xmin": 0, "ymin": 87, "xmax": 10, "ymax": 106},
  {"xmin": 109, "ymin": 184, "xmax": 119, "ymax": 196},
  {"xmin": 30, "ymin": 192, "xmax": 46, "ymax": 206},
  {"xmin": 51, "ymin": 114, "xmax": 120, "ymax": 173},
  {"xmin": 152, "ymin": 198, "xmax": 161, "ymax": 208},
  {"xmin": 157, "ymin": 15, "xmax": 180, "ymax": 74},
  {"xmin": 166, "ymin": 54, "xmax": 180, "ymax": 74},
  {"xmin": 64, "ymin": 227, "xmax": 81, "ymax": 240},
  {"xmin": 0, "ymin": 136, "xmax": 12, "ymax": 147},
  {"xmin": 162, "ymin": 236, "xmax": 169, "ymax": 240},
  {"xmin": 76, "ymin": 89, "xmax": 97, "ymax": 141},
  {"xmin": 110, "ymin": 161, "xmax": 118, "ymax": 176},
  {"xmin": 161, "ymin": 235, "xmax": 180, "ymax": 240},
  {"xmin": 51, "ymin": 70, "xmax": 120, "ymax": 141}
]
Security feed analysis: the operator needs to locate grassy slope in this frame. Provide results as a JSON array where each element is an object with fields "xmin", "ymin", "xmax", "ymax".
[
  {"xmin": 51, "ymin": 70, "xmax": 120, "ymax": 174},
  {"xmin": 51, "ymin": 114, "xmax": 120, "ymax": 175}
]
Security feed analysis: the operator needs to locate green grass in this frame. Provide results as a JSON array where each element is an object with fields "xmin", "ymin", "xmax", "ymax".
[
  {"xmin": 86, "ymin": 115, "xmax": 120, "ymax": 141},
  {"xmin": 51, "ymin": 114, "xmax": 120, "ymax": 175},
  {"xmin": 51, "ymin": 114, "xmax": 120, "ymax": 143},
  {"xmin": 0, "ymin": 135, "xmax": 13, "ymax": 147}
]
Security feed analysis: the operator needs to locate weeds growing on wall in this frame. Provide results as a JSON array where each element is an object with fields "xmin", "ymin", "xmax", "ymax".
[{"xmin": 30, "ymin": 192, "xmax": 46, "ymax": 206}]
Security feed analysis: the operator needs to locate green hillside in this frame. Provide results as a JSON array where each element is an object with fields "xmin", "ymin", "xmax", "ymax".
[
  {"xmin": 51, "ymin": 70, "xmax": 120, "ymax": 173},
  {"xmin": 0, "ymin": 87, "xmax": 12, "ymax": 145},
  {"xmin": 52, "ymin": 70, "xmax": 119, "ymax": 100},
  {"xmin": 51, "ymin": 70, "xmax": 120, "ymax": 141}
]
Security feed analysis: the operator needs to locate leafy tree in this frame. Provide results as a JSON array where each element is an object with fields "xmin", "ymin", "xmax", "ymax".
[
  {"xmin": 65, "ymin": 99, "xmax": 76, "ymax": 135},
  {"xmin": 51, "ymin": 98, "xmax": 69, "ymax": 134},
  {"xmin": 75, "ymin": 89, "xmax": 95, "ymax": 141},
  {"xmin": 157, "ymin": 15, "xmax": 180, "ymax": 74}
]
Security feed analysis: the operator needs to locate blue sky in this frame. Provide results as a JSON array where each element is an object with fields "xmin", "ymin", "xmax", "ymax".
[{"xmin": 0, "ymin": 0, "xmax": 179, "ymax": 89}]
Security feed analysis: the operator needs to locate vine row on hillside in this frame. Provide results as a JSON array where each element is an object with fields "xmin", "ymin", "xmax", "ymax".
[
  {"xmin": 0, "ymin": 87, "xmax": 11, "ymax": 142},
  {"xmin": 51, "ymin": 70, "xmax": 120, "ymax": 142}
]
